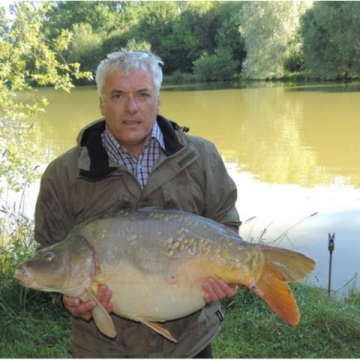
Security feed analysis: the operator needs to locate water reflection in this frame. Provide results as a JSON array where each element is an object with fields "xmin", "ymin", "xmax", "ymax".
[
  {"xmin": 171, "ymin": 85, "xmax": 360, "ymax": 186},
  {"xmin": 18, "ymin": 82, "xmax": 360, "ymax": 293}
]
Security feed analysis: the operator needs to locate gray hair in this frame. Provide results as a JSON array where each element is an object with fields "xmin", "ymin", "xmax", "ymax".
[{"xmin": 95, "ymin": 49, "xmax": 164, "ymax": 98}]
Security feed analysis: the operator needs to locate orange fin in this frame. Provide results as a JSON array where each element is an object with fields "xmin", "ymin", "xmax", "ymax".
[
  {"xmin": 250, "ymin": 264, "xmax": 300, "ymax": 326},
  {"xmin": 137, "ymin": 317, "xmax": 177, "ymax": 343}
]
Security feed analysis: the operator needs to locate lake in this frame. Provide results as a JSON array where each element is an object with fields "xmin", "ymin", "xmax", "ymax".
[{"xmin": 10, "ymin": 81, "xmax": 360, "ymax": 295}]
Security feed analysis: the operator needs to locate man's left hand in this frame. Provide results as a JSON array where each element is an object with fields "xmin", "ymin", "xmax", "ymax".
[{"xmin": 202, "ymin": 277, "xmax": 238, "ymax": 303}]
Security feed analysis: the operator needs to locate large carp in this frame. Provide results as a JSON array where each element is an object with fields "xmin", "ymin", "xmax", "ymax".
[{"xmin": 14, "ymin": 208, "xmax": 315, "ymax": 342}]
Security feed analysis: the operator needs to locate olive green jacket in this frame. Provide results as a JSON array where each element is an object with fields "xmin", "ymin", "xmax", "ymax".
[{"xmin": 34, "ymin": 115, "xmax": 241, "ymax": 358}]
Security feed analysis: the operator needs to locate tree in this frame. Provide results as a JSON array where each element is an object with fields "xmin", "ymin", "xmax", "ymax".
[
  {"xmin": 136, "ymin": 2, "xmax": 179, "ymax": 53},
  {"xmin": 40, "ymin": 1, "xmax": 246, "ymax": 77},
  {"xmin": 42, "ymin": 1, "xmax": 119, "ymax": 39},
  {"xmin": 301, "ymin": 2, "xmax": 360, "ymax": 79},
  {"xmin": 214, "ymin": 4, "xmax": 246, "ymax": 73},
  {"xmin": 240, "ymin": 1, "xmax": 312, "ymax": 79},
  {"xmin": 0, "ymin": 2, "xmax": 91, "ymax": 193},
  {"xmin": 42, "ymin": 1, "xmax": 126, "ymax": 61},
  {"xmin": 65, "ymin": 23, "xmax": 103, "ymax": 74},
  {"xmin": 159, "ymin": 1, "xmax": 244, "ymax": 74}
]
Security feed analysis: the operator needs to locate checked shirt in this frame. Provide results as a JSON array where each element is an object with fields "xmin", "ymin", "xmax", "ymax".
[{"xmin": 101, "ymin": 122, "xmax": 165, "ymax": 189}]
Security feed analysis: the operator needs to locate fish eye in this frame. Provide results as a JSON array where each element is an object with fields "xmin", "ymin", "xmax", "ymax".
[{"xmin": 44, "ymin": 251, "xmax": 56, "ymax": 263}]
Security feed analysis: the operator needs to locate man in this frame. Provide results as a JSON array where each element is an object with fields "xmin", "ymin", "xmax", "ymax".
[{"xmin": 35, "ymin": 49, "xmax": 241, "ymax": 358}]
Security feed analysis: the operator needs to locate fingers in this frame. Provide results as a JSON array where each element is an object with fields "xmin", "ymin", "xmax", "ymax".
[
  {"xmin": 62, "ymin": 284, "xmax": 113, "ymax": 321},
  {"xmin": 202, "ymin": 278, "xmax": 238, "ymax": 303},
  {"xmin": 97, "ymin": 284, "xmax": 114, "ymax": 313},
  {"xmin": 63, "ymin": 295, "xmax": 96, "ymax": 321}
]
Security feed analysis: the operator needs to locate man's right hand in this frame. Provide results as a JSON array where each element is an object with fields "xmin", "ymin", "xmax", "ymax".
[{"xmin": 62, "ymin": 284, "xmax": 113, "ymax": 321}]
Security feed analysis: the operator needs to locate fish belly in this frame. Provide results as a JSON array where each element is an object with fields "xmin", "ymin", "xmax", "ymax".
[{"xmin": 99, "ymin": 262, "xmax": 206, "ymax": 322}]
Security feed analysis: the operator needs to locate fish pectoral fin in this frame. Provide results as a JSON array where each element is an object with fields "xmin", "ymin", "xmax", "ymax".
[
  {"xmin": 137, "ymin": 317, "xmax": 177, "ymax": 343},
  {"xmin": 252, "ymin": 264, "xmax": 300, "ymax": 326},
  {"xmin": 86, "ymin": 289, "xmax": 117, "ymax": 338}
]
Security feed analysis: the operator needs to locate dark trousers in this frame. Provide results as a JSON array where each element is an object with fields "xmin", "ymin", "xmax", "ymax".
[{"xmin": 193, "ymin": 343, "xmax": 212, "ymax": 358}]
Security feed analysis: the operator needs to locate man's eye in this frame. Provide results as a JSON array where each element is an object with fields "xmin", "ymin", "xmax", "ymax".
[{"xmin": 111, "ymin": 93, "xmax": 122, "ymax": 100}]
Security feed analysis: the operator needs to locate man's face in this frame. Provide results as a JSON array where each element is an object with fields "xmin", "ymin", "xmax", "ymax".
[{"xmin": 99, "ymin": 67, "xmax": 160, "ymax": 157}]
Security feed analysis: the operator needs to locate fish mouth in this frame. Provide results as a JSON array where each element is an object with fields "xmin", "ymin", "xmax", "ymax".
[{"xmin": 13, "ymin": 267, "xmax": 35, "ymax": 287}]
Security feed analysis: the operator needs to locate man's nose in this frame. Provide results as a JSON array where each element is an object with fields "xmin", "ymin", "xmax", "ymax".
[{"xmin": 125, "ymin": 96, "xmax": 138, "ymax": 113}]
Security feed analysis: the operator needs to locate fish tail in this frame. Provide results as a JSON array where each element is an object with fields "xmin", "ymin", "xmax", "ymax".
[
  {"xmin": 249, "ymin": 246, "xmax": 315, "ymax": 326},
  {"xmin": 261, "ymin": 246, "xmax": 316, "ymax": 282}
]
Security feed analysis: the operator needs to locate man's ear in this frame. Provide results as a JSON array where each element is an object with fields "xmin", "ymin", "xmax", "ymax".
[
  {"xmin": 99, "ymin": 97, "xmax": 105, "ymax": 116},
  {"xmin": 157, "ymin": 97, "xmax": 160, "ymax": 114}
]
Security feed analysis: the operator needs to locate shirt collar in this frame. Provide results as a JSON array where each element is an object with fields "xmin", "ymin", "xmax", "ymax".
[{"xmin": 151, "ymin": 120, "xmax": 166, "ymax": 150}]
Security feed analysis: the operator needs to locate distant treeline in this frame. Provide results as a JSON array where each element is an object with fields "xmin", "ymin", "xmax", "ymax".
[{"xmin": 6, "ymin": 1, "xmax": 360, "ymax": 82}]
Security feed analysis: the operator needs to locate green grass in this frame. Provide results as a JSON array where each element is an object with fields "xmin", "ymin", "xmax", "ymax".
[
  {"xmin": 0, "ymin": 283, "xmax": 71, "ymax": 358},
  {"xmin": 214, "ymin": 284, "xmax": 360, "ymax": 358}
]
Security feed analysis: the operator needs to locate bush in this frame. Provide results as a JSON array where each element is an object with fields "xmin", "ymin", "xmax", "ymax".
[
  {"xmin": 164, "ymin": 70, "xmax": 196, "ymax": 84},
  {"xmin": 193, "ymin": 47, "xmax": 239, "ymax": 81}
]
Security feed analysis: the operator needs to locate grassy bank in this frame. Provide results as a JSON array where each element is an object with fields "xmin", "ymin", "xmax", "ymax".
[
  {"xmin": 1, "ymin": 275, "xmax": 359, "ymax": 358},
  {"xmin": 0, "ymin": 285, "xmax": 71, "ymax": 358},
  {"xmin": 215, "ymin": 283, "xmax": 360, "ymax": 358}
]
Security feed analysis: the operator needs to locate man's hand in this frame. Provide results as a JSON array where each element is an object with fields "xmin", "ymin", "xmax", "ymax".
[
  {"xmin": 202, "ymin": 278, "xmax": 238, "ymax": 303},
  {"xmin": 62, "ymin": 284, "xmax": 113, "ymax": 321}
]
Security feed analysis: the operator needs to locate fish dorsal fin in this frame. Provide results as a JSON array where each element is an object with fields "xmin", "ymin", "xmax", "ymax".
[
  {"xmin": 253, "ymin": 263, "xmax": 300, "ymax": 326},
  {"xmin": 136, "ymin": 317, "xmax": 177, "ymax": 343},
  {"xmin": 86, "ymin": 289, "xmax": 117, "ymax": 338}
]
